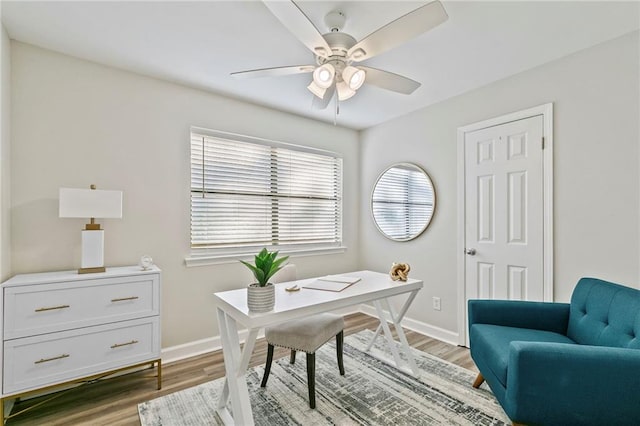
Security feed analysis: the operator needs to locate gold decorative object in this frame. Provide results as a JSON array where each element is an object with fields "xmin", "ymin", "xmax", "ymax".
[{"xmin": 389, "ymin": 263, "xmax": 411, "ymax": 281}]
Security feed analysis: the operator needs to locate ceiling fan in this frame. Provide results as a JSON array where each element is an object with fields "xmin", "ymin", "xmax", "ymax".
[{"xmin": 231, "ymin": 1, "xmax": 448, "ymax": 110}]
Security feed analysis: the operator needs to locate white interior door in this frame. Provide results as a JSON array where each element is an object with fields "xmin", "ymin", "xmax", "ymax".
[
  {"xmin": 464, "ymin": 115, "xmax": 544, "ymax": 303},
  {"xmin": 457, "ymin": 104, "xmax": 553, "ymax": 346}
]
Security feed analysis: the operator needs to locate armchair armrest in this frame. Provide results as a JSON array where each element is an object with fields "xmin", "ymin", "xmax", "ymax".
[
  {"xmin": 468, "ymin": 299, "xmax": 570, "ymax": 334},
  {"xmin": 505, "ymin": 342, "xmax": 640, "ymax": 425}
]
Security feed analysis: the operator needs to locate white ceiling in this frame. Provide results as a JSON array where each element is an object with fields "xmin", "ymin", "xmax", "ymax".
[{"xmin": 2, "ymin": 1, "xmax": 639, "ymax": 130}]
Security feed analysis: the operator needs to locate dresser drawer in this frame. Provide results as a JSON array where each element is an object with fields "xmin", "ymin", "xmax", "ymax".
[
  {"xmin": 3, "ymin": 317, "xmax": 160, "ymax": 394},
  {"xmin": 4, "ymin": 274, "xmax": 160, "ymax": 339}
]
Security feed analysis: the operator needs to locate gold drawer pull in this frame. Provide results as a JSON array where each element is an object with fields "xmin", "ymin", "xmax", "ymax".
[
  {"xmin": 35, "ymin": 354, "xmax": 70, "ymax": 364},
  {"xmin": 34, "ymin": 304, "xmax": 70, "ymax": 312},
  {"xmin": 111, "ymin": 296, "xmax": 139, "ymax": 303},
  {"xmin": 111, "ymin": 340, "xmax": 139, "ymax": 349}
]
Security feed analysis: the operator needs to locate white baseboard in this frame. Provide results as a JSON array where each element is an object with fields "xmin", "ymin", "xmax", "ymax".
[
  {"xmin": 357, "ymin": 304, "xmax": 459, "ymax": 346},
  {"xmin": 161, "ymin": 332, "xmax": 242, "ymax": 365},
  {"xmin": 160, "ymin": 306, "xmax": 459, "ymax": 363},
  {"xmin": 401, "ymin": 316, "xmax": 460, "ymax": 346}
]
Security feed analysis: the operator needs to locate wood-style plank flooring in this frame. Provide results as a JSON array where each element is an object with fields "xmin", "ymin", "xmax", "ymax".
[{"xmin": 6, "ymin": 313, "xmax": 475, "ymax": 426}]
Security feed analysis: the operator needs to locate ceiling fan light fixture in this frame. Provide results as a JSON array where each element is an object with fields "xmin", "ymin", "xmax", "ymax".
[
  {"xmin": 336, "ymin": 81, "xmax": 356, "ymax": 101},
  {"xmin": 307, "ymin": 80, "xmax": 327, "ymax": 99},
  {"xmin": 313, "ymin": 63, "xmax": 336, "ymax": 89},
  {"xmin": 343, "ymin": 66, "xmax": 366, "ymax": 91}
]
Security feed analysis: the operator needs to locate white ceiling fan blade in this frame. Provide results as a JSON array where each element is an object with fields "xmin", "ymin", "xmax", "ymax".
[
  {"xmin": 231, "ymin": 65, "xmax": 315, "ymax": 79},
  {"xmin": 359, "ymin": 66, "xmax": 421, "ymax": 94},
  {"xmin": 263, "ymin": 1, "xmax": 332, "ymax": 58},
  {"xmin": 347, "ymin": 1, "xmax": 448, "ymax": 62},
  {"xmin": 312, "ymin": 84, "xmax": 336, "ymax": 110}
]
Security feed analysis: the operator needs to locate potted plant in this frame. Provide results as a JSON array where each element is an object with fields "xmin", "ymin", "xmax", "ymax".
[{"xmin": 240, "ymin": 248, "xmax": 289, "ymax": 312}]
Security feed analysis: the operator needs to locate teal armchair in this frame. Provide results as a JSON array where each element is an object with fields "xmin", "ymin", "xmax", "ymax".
[{"xmin": 469, "ymin": 278, "xmax": 640, "ymax": 425}]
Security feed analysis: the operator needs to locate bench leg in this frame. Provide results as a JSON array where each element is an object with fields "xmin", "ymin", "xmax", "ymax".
[
  {"xmin": 472, "ymin": 373, "xmax": 485, "ymax": 388},
  {"xmin": 306, "ymin": 352, "xmax": 316, "ymax": 409},
  {"xmin": 261, "ymin": 344, "xmax": 274, "ymax": 387},
  {"xmin": 336, "ymin": 331, "xmax": 345, "ymax": 375}
]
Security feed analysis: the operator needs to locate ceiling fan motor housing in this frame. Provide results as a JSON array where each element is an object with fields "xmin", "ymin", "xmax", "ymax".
[{"xmin": 317, "ymin": 32, "xmax": 358, "ymax": 79}]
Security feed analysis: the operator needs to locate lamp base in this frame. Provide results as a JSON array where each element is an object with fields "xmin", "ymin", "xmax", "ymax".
[
  {"xmin": 78, "ymin": 266, "xmax": 106, "ymax": 274},
  {"xmin": 81, "ymin": 229, "xmax": 105, "ymax": 274}
]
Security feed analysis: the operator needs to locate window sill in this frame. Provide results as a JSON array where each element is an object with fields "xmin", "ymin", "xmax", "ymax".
[{"xmin": 184, "ymin": 246, "xmax": 348, "ymax": 268}]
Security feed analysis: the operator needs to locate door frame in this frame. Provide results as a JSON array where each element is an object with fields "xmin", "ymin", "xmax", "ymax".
[{"xmin": 456, "ymin": 103, "xmax": 554, "ymax": 346}]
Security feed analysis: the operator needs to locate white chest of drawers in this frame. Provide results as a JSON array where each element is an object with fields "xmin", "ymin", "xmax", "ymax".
[{"xmin": 0, "ymin": 266, "xmax": 161, "ymax": 421}]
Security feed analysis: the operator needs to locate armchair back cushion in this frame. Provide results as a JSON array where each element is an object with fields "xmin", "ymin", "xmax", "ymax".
[{"xmin": 568, "ymin": 278, "xmax": 640, "ymax": 349}]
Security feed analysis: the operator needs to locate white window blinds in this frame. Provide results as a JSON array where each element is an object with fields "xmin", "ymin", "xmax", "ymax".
[
  {"xmin": 372, "ymin": 166, "xmax": 434, "ymax": 240},
  {"xmin": 190, "ymin": 130, "xmax": 343, "ymax": 254}
]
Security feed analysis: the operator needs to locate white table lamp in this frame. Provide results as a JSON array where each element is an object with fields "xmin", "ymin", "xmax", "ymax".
[{"xmin": 59, "ymin": 185, "xmax": 123, "ymax": 274}]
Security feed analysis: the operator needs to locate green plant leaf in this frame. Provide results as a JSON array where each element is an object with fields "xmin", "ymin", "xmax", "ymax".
[
  {"xmin": 239, "ymin": 260, "xmax": 260, "ymax": 282},
  {"xmin": 264, "ymin": 255, "xmax": 289, "ymax": 283},
  {"xmin": 254, "ymin": 268, "xmax": 266, "ymax": 286},
  {"xmin": 240, "ymin": 248, "xmax": 288, "ymax": 286},
  {"xmin": 263, "ymin": 254, "xmax": 274, "ymax": 275},
  {"xmin": 254, "ymin": 252, "xmax": 265, "ymax": 270}
]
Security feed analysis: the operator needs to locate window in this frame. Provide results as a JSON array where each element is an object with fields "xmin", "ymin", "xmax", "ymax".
[{"xmin": 189, "ymin": 128, "xmax": 343, "ymax": 262}]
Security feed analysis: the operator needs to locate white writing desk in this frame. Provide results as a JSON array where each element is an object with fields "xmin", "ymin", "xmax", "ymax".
[{"xmin": 213, "ymin": 270, "xmax": 423, "ymax": 425}]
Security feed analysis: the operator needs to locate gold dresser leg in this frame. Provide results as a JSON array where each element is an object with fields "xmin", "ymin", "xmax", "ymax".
[{"xmin": 157, "ymin": 359, "xmax": 162, "ymax": 390}]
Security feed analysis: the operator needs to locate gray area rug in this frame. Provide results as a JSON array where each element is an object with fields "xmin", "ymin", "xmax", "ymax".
[{"xmin": 139, "ymin": 329, "xmax": 509, "ymax": 425}]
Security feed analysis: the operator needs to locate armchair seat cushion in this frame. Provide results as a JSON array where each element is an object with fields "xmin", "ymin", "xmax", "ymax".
[{"xmin": 470, "ymin": 324, "xmax": 575, "ymax": 386}]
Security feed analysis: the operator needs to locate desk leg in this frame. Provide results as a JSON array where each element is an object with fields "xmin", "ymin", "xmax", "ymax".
[
  {"xmin": 373, "ymin": 300, "xmax": 404, "ymax": 368},
  {"xmin": 381, "ymin": 298, "xmax": 419, "ymax": 375},
  {"xmin": 217, "ymin": 327, "xmax": 259, "ymax": 411},
  {"xmin": 369, "ymin": 290, "xmax": 420, "ymax": 376},
  {"xmin": 366, "ymin": 290, "xmax": 418, "ymax": 351},
  {"xmin": 216, "ymin": 308, "xmax": 255, "ymax": 426}
]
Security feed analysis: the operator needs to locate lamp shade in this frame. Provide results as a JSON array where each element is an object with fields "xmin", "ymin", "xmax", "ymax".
[
  {"xmin": 307, "ymin": 80, "xmax": 327, "ymax": 99},
  {"xmin": 336, "ymin": 81, "xmax": 356, "ymax": 101},
  {"xmin": 342, "ymin": 66, "xmax": 366, "ymax": 91},
  {"xmin": 59, "ymin": 188, "xmax": 123, "ymax": 219},
  {"xmin": 312, "ymin": 64, "xmax": 335, "ymax": 89}
]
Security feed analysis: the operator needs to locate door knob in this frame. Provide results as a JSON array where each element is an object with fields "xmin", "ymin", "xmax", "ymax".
[{"xmin": 465, "ymin": 248, "xmax": 476, "ymax": 256}]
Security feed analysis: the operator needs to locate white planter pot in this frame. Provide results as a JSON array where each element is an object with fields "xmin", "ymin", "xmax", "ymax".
[{"xmin": 247, "ymin": 283, "xmax": 275, "ymax": 312}]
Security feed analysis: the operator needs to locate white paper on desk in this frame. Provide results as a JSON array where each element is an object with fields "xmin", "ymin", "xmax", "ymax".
[{"xmin": 303, "ymin": 275, "xmax": 361, "ymax": 292}]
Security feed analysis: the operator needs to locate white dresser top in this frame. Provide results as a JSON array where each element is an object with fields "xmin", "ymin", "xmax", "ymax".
[{"xmin": 2, "ymin": 265, "xmax": 161, "ymax": 287}]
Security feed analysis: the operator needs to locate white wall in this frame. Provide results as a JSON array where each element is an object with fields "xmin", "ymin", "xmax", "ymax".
[
  {"xmin": 360, "ymin": 31, "xmax": 640, "ymax": 334},
  {"xmin": 10, "ymin": 42, "xmax": 360, "ymax": 347},
  {"xmin": 0, "ymin": 24, "xmax": 10, "ymax": 282},
  {"xmin": 8, "ymin": 31, "xmax": 640, "ymax": 349}
]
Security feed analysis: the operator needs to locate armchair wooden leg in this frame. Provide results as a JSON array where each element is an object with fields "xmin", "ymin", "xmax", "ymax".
[
  {"xmin": 306, "ymin": 352, "xmax": 316, "ymax": 409},
  {"xmin": 472, "ymin": 373, "xmax": 485, "ymax": 388},
  {"xmin": 336, "ymin": 331, "xmax": 345, "ymax": 375},
  {"xmin": 290, "ymin": 349, "xmax": 296, "ymax": 364},
  {"xmin": 261, "ymin": 344, "xmax": 274, "ymax": 388}
]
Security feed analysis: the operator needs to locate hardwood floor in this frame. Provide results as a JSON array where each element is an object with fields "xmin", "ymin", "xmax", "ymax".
[{"xmin": 6, "ymin": 313, "xmax": 475, "ymax": 426}]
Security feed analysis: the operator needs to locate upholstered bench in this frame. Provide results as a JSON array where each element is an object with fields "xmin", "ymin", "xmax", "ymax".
[
  {"xmin": 261, "ymin": 313, "xmax": 345, "ymax": 408},
  {"xmin": 468, "ymin": 277, "xmax": 640, "ymax": 425}
]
